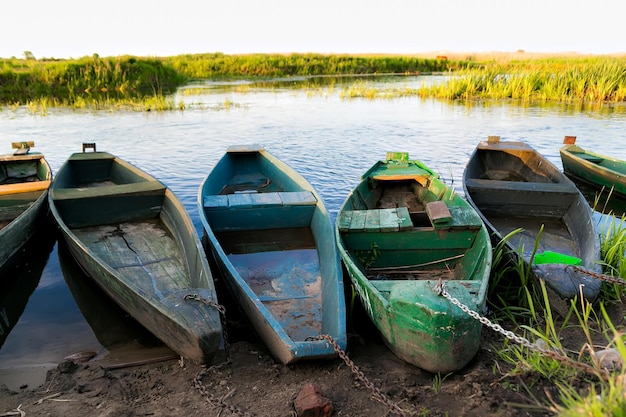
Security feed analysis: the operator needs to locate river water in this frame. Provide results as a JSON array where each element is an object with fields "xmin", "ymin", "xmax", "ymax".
[{"xmin": 1, "ymin": 75, "xmax": 626, "ymax": 390}]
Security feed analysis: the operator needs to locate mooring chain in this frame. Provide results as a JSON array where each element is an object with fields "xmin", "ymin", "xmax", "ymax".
[
  {"xmin": 567, "ymin": 265, "xmax": 626, "ymax": 286},
  {"xmin": 184, "ymin": 294, "xmax": 256, "ymax": 416},
  {"xmin": 184, "ymin": 293, "xmax": 231, "ymax": 361},
  {"xmin": 310, "ymin": 334, "xmax": 408, "ymax": 417},
  {"xmin": 193, "ymin": 366, "xmax": 255, "ymax": 417},
  {"xmin": 433, "ymin": 279, "xmax": 610, "ymax": 381}
]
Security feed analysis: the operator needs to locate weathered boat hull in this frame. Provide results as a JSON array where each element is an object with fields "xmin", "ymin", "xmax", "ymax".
[
  {"xmin": 49, "ymin": 147, "xmax": 222, "ymax": 364},
  {"xmin": 560, "ymin": 136, "xmax": 626, "ymax": 199},
  {"xmin": 0, "ymin": 148, "xmax": 52, "ymax": 270},
  {"xmin": 463, "ymin": 136, "xmax": 602, "ymax": 302},
  {"xmin": 336, "ymin": 153, "xmax": 492, "ymax": 373},
  {"xmin": 198, "ymin": 145, "xmax": 346, "ymax": 364}
]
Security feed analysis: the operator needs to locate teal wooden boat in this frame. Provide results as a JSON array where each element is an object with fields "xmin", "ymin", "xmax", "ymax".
[
  {"xmin": 0, "ymin": 142, "xmax": 52, "ymax": 270},
  {"xmin": 49, "ymin": 144, "xmax": 222, "ymax": 364},
  {"xmin": 197, "ymin": 145, "xmax": 346, "ymax": 364},
  {"xmin": 335, "ymin": 152, "xmax": 492, "ymax": 373},
  {"xmin": 464, "ymin": 136, "xmax": 603, "ymax": 301},
  {"xmin": 560, "ymin": 135, "xmax": 626, "ymax": 199}
]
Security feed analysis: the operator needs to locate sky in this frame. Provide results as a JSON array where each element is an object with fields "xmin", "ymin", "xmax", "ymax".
[{"xmin": 2, "ymin": 0, "xmax": 624, "ymax": 59}]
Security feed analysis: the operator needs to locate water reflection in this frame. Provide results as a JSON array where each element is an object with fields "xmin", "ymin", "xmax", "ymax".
[{"xmin": 0, "ymin": 216, "xmax": 56, "ymax": 349}]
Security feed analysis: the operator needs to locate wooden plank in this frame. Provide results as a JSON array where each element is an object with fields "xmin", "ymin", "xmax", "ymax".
[
  {"xmin": 396, "ymin": 207, "xmax": 413, "ymax": 230},
  {"xmin": 464, "ymin": 178, "xmax": 578, "ymax": 194},
  {"xmin": 364, "ymin": 209, "xmax": 381, "ymax": 232},
  {"xmin": 0, "ymin": 180, "xmax": 50, "ymax": 196},
  {"xmin": 379, "ymin": 208, "xmax": 400, "ymax": 232},
  {"xmin": 426, "ymin": 201, "xmax": 452, "ymax": 224},
  {"xmin": 278, "ymin": 191, "xmax": 317, "ymax": 206},
  {"xmin": 349, "ymin": 210, "xmax": 366, "ymax": 231},
  {"xmin": 203, "ymin": 195, "xmax": 229, "ymax": 209},
  {"xmin": 52, "ymin": 181, "xmax": 165, "ymax": 200},
  {"xmin": 250, "ymin": 192, "xmax": 284, "ymax": 207}
]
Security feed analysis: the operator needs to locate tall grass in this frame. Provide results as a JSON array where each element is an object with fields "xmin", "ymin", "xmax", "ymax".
[
  {"xmin": 491, "ymin": 215, "xmax": 626, "ymax": 415},
  {"xmin": 419, "ymin": 58, "xmax": 626, "ymax": 102}
]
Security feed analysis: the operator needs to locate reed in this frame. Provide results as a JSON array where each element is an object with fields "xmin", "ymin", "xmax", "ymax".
[{"xmin": 419, "ymin": 58, "xmax": 626, "ymax": 102}]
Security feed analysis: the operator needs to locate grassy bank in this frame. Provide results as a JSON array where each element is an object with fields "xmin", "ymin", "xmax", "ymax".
[
  {"xmin": 0, "ymin": 53, "xmax": 452, "ymax": 108},
  {"xmin": 2, "ymin": 52, "xmax": 625, "ymax": 110}
]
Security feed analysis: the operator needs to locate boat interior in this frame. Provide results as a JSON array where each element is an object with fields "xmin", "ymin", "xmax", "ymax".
[{"xmin": 338, "ymin": 178, "xmax": 486, "ymax": 282}]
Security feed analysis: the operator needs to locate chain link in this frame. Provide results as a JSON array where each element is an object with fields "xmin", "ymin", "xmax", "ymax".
[
  {"xmin": 193, "ymin": 365, "xmax": 255, "ymax": 417},
  {"xmin": 567, "ymin": 265, "xmax": 626, "ymax": 286},
  {"xmin": 184, "ymin": 294, "xmax": 255, "ymax": 416},
  {"xmin": 310, "ymin": 334, "xmax": 408, "ymax": 417},
  {"xmin": 184, "ymin": 293, "xmax": 231, "ymax": 361},
  {"xmin": 433, "ymin": 279, "xmax": 610, "ymax": 380}
]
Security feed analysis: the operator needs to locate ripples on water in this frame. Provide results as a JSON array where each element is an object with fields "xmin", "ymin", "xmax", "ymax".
[{"xmin": 1, "ymin": 75, "xmax": 626, "ymax": 390}]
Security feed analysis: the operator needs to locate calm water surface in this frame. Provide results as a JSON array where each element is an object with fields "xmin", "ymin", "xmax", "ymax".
[{"xmin": 1, "ymin": 76, "xmax": 626, "ymax": 390}]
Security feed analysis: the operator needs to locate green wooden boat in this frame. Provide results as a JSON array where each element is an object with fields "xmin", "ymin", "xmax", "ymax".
[
  {"xmin": 49, "ymin": 144, "xmax": 222, "ymax": 364},
  {"xmin": 464, "ymin": 136, "xmax": 603, "ymax": 302},
  {"xmin": 198, "ymin": 145, "xmax": 346, "ymax": 364},
  {"xmin": 560, "ymin": 135, "xmax": 626, "ymax": 199},
  {"xmin": 0, "ymin": 141, "xmax": 52, "ymax": 271},
  {"xmin": 335, "ymin": 152, "xmax": 492, "ymax": 373}
]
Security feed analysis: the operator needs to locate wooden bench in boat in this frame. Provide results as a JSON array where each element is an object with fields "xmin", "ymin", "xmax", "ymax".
[
  {"xmin": 51, "ymin": 180, "xmax": 166, "ymax": 201},
  {"xmin": 337, "ymin": 207, "xmax": 413, "ymax": 232},
  {"xmin": 203, "ymin": 191, "xmax": 318, "ymax": 231},
  {"xmin": 464, "ymin": 178, "xmax": 579, "ymax": 194},
  {"xmin": 203, "ymin": 191, "xmax": 317, "ymax": 210},
  {"xmin": 51, "ymin": 181, "xmax": 167, "ymax": 228}
]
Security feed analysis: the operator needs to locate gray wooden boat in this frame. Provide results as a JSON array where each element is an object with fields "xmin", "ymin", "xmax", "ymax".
[
  {"xmin": 49, "ymin": 143, "xmax": 222, "ymax": 363},
  {"xmin": 463, "ymin": 136, "xmax": 603, "ymax": 301},
  {"xmin": 0, "ymin": 141, "xmax": 52, "ymax": 271}
]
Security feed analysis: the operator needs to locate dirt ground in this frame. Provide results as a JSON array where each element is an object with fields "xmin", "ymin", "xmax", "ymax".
[{"xmin": 0, "ymin": 292, "xmax": 562, "ymax": 417}]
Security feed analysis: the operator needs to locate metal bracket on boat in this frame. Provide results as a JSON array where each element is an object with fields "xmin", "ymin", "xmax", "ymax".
[{"xmin": 82, "ymin": 142, "xmax": 97, "ymax": 152}]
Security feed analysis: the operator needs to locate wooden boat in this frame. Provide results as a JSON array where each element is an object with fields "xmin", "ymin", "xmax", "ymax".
[
  {"xmin": 0, "ymin": 142, "xmax": 52, "ymax": 270},
  {"xmin": 335, "ymin": 152, "xmax": 492, "ymax": 373},
  {"xmin": 560, "ymin": 135, "xmax": 626, "ymax": 199},
  {"xmin": 197, "ymin": 145, "xmax": 346, "ymax": 364},
  {"xmin": 463, "ymin": 136, "xmax": 603, "ymax": 302},
  {"xmin": 48, "ymin": 143, "xmax": 222, "ymax": 364}
]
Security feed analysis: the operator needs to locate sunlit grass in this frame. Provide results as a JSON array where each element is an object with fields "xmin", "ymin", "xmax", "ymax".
[{"xmin": 490, "ymin": 217, "xmax": 626, "ymax": 415}]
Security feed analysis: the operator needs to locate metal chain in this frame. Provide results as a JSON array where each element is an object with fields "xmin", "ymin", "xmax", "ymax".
[
  {"xmin": 193, "ymin": 366, "xmax": 255, "ymax": 417},
  {"xmin": 184, "ymin": 293, "xmax": 231, "ymax": 361},
  {"xmin": 433, "ymin": 280, "xmax": 609, "ymax": 381},
  {"xmin": 310, "ymin": 334, "xmax": 408, "ymax": 417},
  {"xmin": 567, "ymin": 265, "xmax": 626, "ymax": 286},
  {"xmin": 184, "ymin": 294, "xmax": 255, "ymax": 416}
]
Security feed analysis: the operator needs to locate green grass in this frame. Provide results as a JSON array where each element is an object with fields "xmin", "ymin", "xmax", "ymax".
[{"xmin": 489, "ymin": 216, "xmax": 626, "ymax": 416}]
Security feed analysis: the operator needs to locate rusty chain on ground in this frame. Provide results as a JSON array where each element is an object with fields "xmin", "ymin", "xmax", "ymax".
[
  {"xmin": 309, "ymin": 334, "xmax": 408, "ymax": 417},
  {"xmin": 184, "ymin": 294, "xmax": 255, "ymax": 416},
  {"xmin": 433, "ymin": 279, "xmax": 611, "ymax": 381}
]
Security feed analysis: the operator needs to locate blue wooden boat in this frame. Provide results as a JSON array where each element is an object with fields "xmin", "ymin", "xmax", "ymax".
[
  {"xmin": 0, "ymin": 142, "xmax": 52, "ymax": 271},
  {"xmin": 197, "ymin": 145, "xmax": 346, "ymax": 364},
  {"xmin": 49, "ymin": 144, "xmax": 222, "ymax": 364},
  {"xmin": 335, "ymin": 152, "xmax": 492, "ymax": 373}
]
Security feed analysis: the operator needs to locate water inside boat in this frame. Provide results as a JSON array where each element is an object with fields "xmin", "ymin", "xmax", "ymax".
[{"xmin": 217, "ymin": 227, "xmax": 323, "ymax": 341}]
